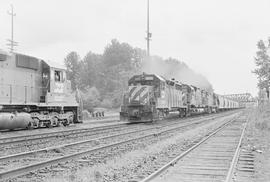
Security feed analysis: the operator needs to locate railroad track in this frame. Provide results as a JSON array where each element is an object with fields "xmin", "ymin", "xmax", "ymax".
[
  {"xmin": 228, "ymin": 149, "xmax": 255, "ymax": 182},
  {"xmin": 140, "ymin": 114, "xmax": 247, "ymax": 182},
  {"xmin": 0, "ymin": 111, "xmax": 238, "ymax": 157},
  {"xmin": 0, "ymin": 113, "xmax": 229, "ymax": 162},
  {"xmin": 225, "ymin": 114, "xmax": 255, "ymax": 182},
  {"xmin": 0, "ymin": 112, "xmax": 239, "ymax": 180},
  {"xmin": 0, "ymin": 110, "xmax": 238, "ymax": 147},
  {"xmin": 0, "ymin": 122, "xmax": 128, "ymax": 145}
]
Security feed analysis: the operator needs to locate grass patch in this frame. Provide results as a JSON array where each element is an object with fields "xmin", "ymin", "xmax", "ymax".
[{"xmin": 250, "ymin": 104, "xmax": 270, "ymax": 131}]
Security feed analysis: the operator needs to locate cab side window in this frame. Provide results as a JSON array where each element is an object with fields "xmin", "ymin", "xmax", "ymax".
[{"xmin": 55, "ymin": 70, "xmax": 61, "ymax": 82}]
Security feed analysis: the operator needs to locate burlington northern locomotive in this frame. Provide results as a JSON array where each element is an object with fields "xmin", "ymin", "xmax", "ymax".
[
  {"xmin": 0, "ymin": 50, "xmax": 83, "ymax": 130},
  {"xmin": 120, "ymin": 73, "xmax": 239, "ymax": 122}
]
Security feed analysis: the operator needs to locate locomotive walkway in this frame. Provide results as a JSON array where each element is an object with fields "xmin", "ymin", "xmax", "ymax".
[{"xmin": 140, "ymin": 114, "xmax": 248, "ymax": 182}]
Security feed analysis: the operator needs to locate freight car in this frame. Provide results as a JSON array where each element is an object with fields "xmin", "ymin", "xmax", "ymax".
[
  {"xmin": 0, "ymin": 50, "xmax": 83, "ymax": 130},
  {"xmin": 120, "ymin": 73, "xmax": 238, "ymax": 122},
  {"xmin": 217, "ymin": 95, "xmax": 239, "ymax": 111}
]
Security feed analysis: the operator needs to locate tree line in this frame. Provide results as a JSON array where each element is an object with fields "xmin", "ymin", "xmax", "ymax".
[{"xmin": 64, "ymin": 39, "xmax": 213, "ymax": 111}]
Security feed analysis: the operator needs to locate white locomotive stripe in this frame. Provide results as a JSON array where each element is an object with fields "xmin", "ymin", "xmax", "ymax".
[
  {"xmin": 132, "ymin": 86, "xmax": 147, "ymax": 101},
  {"xmin": 128, "ymin": 86, "xmax": 137, "ymax": 96},
  {"xmin": 140, "ymin": 91, "xmax": 149, "ymax": 104},
  {"xmin": 138, "ymin": 87, "xmax": 148, "ymax": 101},
  {"xmin": 140, "ymin": 87, "xmax": 148, "ymax": 99},
  {"xmin": 132, "ymin": 87, "xmax": 142, "ymax": 100},
  {"xmin": 129, "ymin": 86, "xmax": 140, "ymax": 98}
]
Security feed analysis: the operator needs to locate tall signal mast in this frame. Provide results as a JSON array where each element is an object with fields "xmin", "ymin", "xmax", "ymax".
[
  {"xmin": 7, "ymin": 4, "xmax": 18, "ymax": 52},
  {"xmin": 146, "ymin": 0, "xmax": 151, "ymax": 57}
]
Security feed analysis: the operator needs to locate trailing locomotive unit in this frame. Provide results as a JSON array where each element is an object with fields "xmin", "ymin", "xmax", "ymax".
[
  {"xmin": 0, "ymin": 50, "xmax": 83, "ymax": 130},
  {"xmin": 120, "ymin": 73, "xmax": 236, "ymax": 122}
]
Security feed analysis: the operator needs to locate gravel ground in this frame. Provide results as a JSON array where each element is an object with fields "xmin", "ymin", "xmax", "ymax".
[
  {"xmin": 0, "ymin": 124, "xmax": 143, "ymax": 156},
  {"xmin": 2, "ymin": 114, "xmax": 222, "ymax": 180},
  {"xmin": 0, "ymin": 112, "xmax": 229, "ymax": 157},
  {"xmin": 239, "ymin": 106, "xmax": 270, "ymax": 182},
  {"xmin": 39, "ymin": 112, "xmax": 241, "ymax": 182}
]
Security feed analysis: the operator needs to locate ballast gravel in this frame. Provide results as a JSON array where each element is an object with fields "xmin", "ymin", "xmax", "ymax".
[{"xmin": 41, "ymin": 113, "xmax": 240, "ymax": 182}]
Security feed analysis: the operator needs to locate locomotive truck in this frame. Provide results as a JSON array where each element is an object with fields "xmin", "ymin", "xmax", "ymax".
[
  {"xmin": 120, "ymin": 73, "xmax": 239, "ymax": 122},
  {"xmin": 0, "ymin": 50, "xmax": 83, "ymax": 130}
]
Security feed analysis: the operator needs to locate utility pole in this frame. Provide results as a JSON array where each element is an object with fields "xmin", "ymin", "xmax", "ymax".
[
  {"xmin": 146, "ymin": 0, "xmax": 151, "ymax": 57},
  {"xmin": 7, "ymin": 4, "xmax": 18, "ymax": 53}
]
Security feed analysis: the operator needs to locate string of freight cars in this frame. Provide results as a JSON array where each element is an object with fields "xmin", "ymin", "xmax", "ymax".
[{"xmin": 120, "ymin": 73, "xmax": 241, "ymax": 122}]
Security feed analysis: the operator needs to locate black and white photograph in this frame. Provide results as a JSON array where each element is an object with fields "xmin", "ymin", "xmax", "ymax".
[{"xmin": 0, "ymin": 0, "xmax": 269, "ymax": 181}]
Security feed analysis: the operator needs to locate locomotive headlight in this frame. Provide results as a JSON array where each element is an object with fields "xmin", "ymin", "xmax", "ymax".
[
  {"xmin": 0, "ymin": 105, "xmax": 3, "ymax": 110},
  {"xmin": 132, "ymin": 109, "xmax": 139, "ymax": 116}
]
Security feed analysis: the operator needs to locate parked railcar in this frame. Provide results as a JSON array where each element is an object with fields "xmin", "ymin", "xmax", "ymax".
[
  {"xmin": 217, "ymin": 95, "xmax": 238, "ymax": 111},
  {"xmin": 120, "ymin": 73, "xmax": 239, "ymax": 122},
  {"xmin": 0, "ymin": 50, "xmax": 83, "ymax": 130}
]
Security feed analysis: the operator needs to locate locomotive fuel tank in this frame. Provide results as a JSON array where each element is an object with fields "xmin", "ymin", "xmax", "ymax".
[{"xmin": 0, "ymin": 112, "xmax": 32, "ymax": 130}]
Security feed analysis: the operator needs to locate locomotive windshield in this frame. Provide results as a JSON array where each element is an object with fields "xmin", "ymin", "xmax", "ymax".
[
  {"xmin": 129, "ymin": 80, "xmax": 153, "ymax": 86},
  {"xmin": 128, "ymin": 75, "xmax": 156, "ymax": 86}
]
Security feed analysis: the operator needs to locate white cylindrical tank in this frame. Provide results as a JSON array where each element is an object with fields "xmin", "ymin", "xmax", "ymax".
[{"xmin": 0, "ymin": 112, "xmax": 32, "ymax": 130}]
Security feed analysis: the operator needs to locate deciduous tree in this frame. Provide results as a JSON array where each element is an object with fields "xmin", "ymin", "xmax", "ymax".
[
  {"xmin": 253, "ymin": 39, "xmax": 270, "ymax": 89},
  {"xmin": 64, "ymin": 51, "xmax": 81, "ymax": 90}
]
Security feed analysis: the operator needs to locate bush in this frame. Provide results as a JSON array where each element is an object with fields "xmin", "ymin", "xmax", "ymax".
[
  {"xmin": 100, "ymin": 98, "xmax": 113, "ymax": 108},
  {"xmin": 253, "ymin": 104, "xmax": 270, "ymax": 130},
  {"xmin": 82, "ymin": 110, "xmax": 91, "ymax": 120},
  {"xmin": 81, "ymin": 86, "xmax": 101, "ymax": 111}
]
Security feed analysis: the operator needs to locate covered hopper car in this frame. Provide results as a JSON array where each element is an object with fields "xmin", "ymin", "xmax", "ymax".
[{"xmin": 0, "ymin": 50, "xmax": 83, "ymax": 130}]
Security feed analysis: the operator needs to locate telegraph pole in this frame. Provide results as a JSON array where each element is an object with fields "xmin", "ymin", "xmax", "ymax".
[
  {"xmin": 7, "ymin": 4, "xmax": 18, "ymax": 52},
  {"xmin": 146, "ymin": 0, "xmax": 151, "ymax": 57}
]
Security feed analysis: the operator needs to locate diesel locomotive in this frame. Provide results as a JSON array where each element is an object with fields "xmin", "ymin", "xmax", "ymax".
[
  {"xmin": 120, "ymin": 73, "xmax": 239, "ymax": 122},
  {"xmin": 0, "ymin": 50, "xmax": 83, "ymax": 130}
]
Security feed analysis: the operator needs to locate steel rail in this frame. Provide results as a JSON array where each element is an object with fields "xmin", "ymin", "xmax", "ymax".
[
  {"xmin": 0, "ymin": 120, "xmax": 125, "ymax": 145},
  {"xmin": 140, "ymin": 115, "xmax": 243, "ymax": 182},
  {"xmin": 225, "ymin": 119, "xmax": 248, "ymax": 182},
  {"xmin": 0, "ymin": 111, "xmax": 234, "ymax": 146},
  {"xmin": 0, "ymin": 113, "xmax": 239, "ymax": 180},
  {"xmin": 0, "ymin": 113, "xmax": 230, "ymax": 163}
]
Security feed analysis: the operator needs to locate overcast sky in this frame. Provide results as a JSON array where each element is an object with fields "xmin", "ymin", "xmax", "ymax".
[{"xmin": 1, "ymin": 0, "xmax": 268, "ymax": 96}]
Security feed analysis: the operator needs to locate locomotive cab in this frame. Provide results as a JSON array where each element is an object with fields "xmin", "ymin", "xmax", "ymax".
[{"xmin": 41, "ymin": 61, "xmax": 75, "ymax": 105}]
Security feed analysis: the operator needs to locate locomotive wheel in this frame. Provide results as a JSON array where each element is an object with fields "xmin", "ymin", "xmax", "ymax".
[
  {"xmin": 26, "ymin": 122, "xmax": 34, "ymax": 130},
  {"xmin": 157, "ymin": 110, "xmax": 164, "ymax": 120},
  {"xmin": 51, "ymin": 117, "xmax": 59, "ymax": 127},
  {"xmin": 66, "ymin": 112, "xmax": 74, "ymax": 124},
  {"xmin": 45, "ymin": 121, "xmax": 52, "ymax": 128},
  {"xmin": 62, "ymin": 119, "xmax": 70, "ymax": 127},
  {"xmin": 33, "ymin": 118, "xmax": 40, "ymax": 129},
  {"xmin": 55, "ymin": 118, "xmax": 60, "ymax": 127},
  {"xmin": 68, "ymin": 115, "xmax": 74, "ymax": 124}
]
